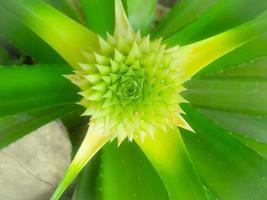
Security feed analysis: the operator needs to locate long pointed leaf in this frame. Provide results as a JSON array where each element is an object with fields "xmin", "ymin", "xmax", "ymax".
[
  {"xmin": 163, "ymin": 0, "xmax": 267, "ymax": 45},
  {"xmin": 153, "ymin": 0, "xmax": 218, "ymax": 39},
  {"xmin": 181, "ymin": 104, "xmax": 267, "ymax": 199},
  {"xmin": 0, "ymin": 65, "xmax": 79, "ymax": 117},
  {"xmin": 136, "ymin": 128, "xmax": 209, "ymax": 200},
  {"xmin": 0, "ymin": 6, "xmax": 64, "ymax": 64},
  {"xmin": 184, "ymin": 78, "xmax": 267, "ymax": 115},
  {"xmin": 0, "ymin": 0, "xmax": 99, "ymax": 67}
]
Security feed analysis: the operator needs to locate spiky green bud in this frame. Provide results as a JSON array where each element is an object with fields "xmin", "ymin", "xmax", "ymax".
[{"xmin": 67, "ymin": 30, "xmax": 189, "ymax": 143}]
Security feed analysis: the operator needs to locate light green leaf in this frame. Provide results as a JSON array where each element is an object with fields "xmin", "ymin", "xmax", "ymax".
[
  {"xmin": 0, "ymin": 65, "xmax": 79, "ymax": 117},
  {"xmin": 196, "ymin": 34, "xmax": 267, "ymax": 76},
  {"xmin": 0, "ymin": 0, "xmax": 99, "ymax": 67},
  {"xmin": 136, "ymin": 128, "xmax": 210, "ymax": 200},
  {"xmin": 0, "ymin": 104, "xmax": 81, "ymax": 149},
  {"xmin": 125, "ymin": 0, "xmax": 156, "ymax": 34},
  {"xmin": 181, "ymin": 104, "xmax": 267, "ymax": 199},
  {"xmin": 163, "ymin": 0, "xmax": 267, "ymax": 45},
  {"xmin": 153, "ymin": 0, "xmax": 218, "ymax": 39}
]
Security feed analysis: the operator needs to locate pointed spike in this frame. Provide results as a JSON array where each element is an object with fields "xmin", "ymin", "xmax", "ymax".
[
  {"xmin": 107, "ymin": 33, "xmax": 116, "ymax": 45},
  {"xmin": 103, "ymin": 90, "xmax": 113, "ymax": 98},
  {"xmin": 91, "ymin": 82, "xmax": 107, "ymax": 91},
  {"xmin": 94, "ymin": 53, "xmax": 110, "ymax": 65},
  {"xmin": 98, "ymin": 36, "xmax": 113, "ymax": 55},
  {"xmin": 125, "ymin": 67, "xmax": 135, "ymax": 76},
  {"xmin": 82, "ymin": 51, "xmax": 95, "ymax": 63},
  {"xmin": 84, "ymin": 74, "xmax": 102, "ymax": 84},
  {"xmin": 102, "ymin": 76, "xmax": 112, "ymax": 85},
  {"xmin": 111, "ymin": 60, "xmax": 120, "ymax": 73},
  {"xmin": 86, "ymin": 91, "xmax": 104, "ymax": 101},
  {"xmin": 131, "ymin": 60, "xmax": 141, "ymax": 70},
  {"xmin": 130, "ymin": 42, "xmax": 141, "ymax": 57},
  {"xmin": 110, "ymin": 73, "xmax": 121, "ymax": 83},
  {"xmin": 78, "ymin": 63, "xmax": 97, "ymax": 72},
  {"xmin": 125, "ymin": 43, "xmax": 142, "ymax": 65},
  {"xmin": 119, "ymin": 63, "xmax": 128, "ymax": 73},
  {"xmin": 177, "ymin": 115, "xmax": 195, "ymax": 132},
  {"xmin": 64, "ymin": 74, "xmax": 89, "ymax": 89},
  {"xmin": 135, "ymin": 30, "xmax": 142, "ymax": 42},
  {"xmin": 140, "ymin": 35, "xmax": 150, "ymax": 53},
  {"xmin": 78, "ymin": 89, "xmax": 92, "ymax": 97},
  {"xmin": 115, "ymin": 36, "xmax": 130, "ymax": 53},
  {"xmin": 96, "ymin": 64, "xmax": 111, "ymax": 75},
  {"xmin": 114, "ymin": 49, "xmax": 126, "ymax": 62}
]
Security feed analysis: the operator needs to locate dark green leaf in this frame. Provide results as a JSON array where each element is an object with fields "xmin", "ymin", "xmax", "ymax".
[
  {"xmin": 79, "ymin": 0, "xmax": 115, "ymax": 36},
  {"xmin": 45, "ymin": 0, "xmax": 82, "ymax": 22},
  {"xmin": 181, "ymin": 104, "xmax": 267, "ymax": 200},
  {"xmin": 184, "ymin": 77, "xmax": 267, "ymax": 115},
  {"xmin": 153, "ymin": 0, "xmax": 218, "ymax": 39},
  {"xmin": 199, "ymin": 108, "xmax": 267, "ymax": 144},
  {"xmin": 72, "ymin": 152, "xmax": 102, "ymax": 200},
  {"xmin": 79, "ymin": 0, "xmax": 156, "ymax": 36},
  {"xmin": 0, "ymin": 65, "xmax": 79, "ymax": 117},
  {"xmin": 164, "ymin": 0, "xmax": 267, "ymax": 46}
]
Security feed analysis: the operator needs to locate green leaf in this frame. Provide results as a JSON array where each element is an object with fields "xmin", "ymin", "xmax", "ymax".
[
  {"xmin": 163, "ymin": 0, "xmax": 267, "ymax": 45},
  {"xmin": 97, "ymin": 141, "xmax": 169, "ymax": 200},
  {"xmin": 0, "ymin": 0, "xmax": 83, "ymax": 64},
  {"xmin": 196, "ymin": 34, "xmax": 267, "ymax": 76},
  {"xmin": 184, "ymin": 77, "xmax": 267, "ymax": 115},
  {"xmin": 45, "ymin": 0, "xmax": 82, "ymax": 22},
  {"xmin": 136, "ymin": 129, "xmax": 209, "ymax": 200},
  {"xmin": 232, "ymin": 133, "xmax": 267, "ymax": 160},
  {"xmin": 0, "ymin": 0, "xmax": 99, "ymax": 67},
  {"xmin": 0, "ymin": 6, "xmax": 64, "ymax": 64},
  {"xmin": 79, "ymin": 0, "xmax": 115, "ymax": 36},
  {"xmin": 199, "ymin": 108, "xmax": 267, "ymax": 144},
  {"xmin": 0, "ymin": 104, "xmax": 81, "ymax": 149},
  {"xmin": 79, "ymin": 0, "xmax": 156, "ymax": 36},
  {"xmin": 72, "ymin": 152, "xmax": 101, "ymax": 200},
  {"xmin": 181, "ymin": 104, "xmax": 267, "ymax": 199},
  {"xmin": 0, "ymin": 45, "xmax": 9, "ymax": 64},
  {"xmin": 0, "ymin": 65, "xmax": 79, "ymax": 117},
  {"xmin": 152, "ymin": 0, "xmax": 218, "ymax": 39},
  {"xmin": 125, "ymin": 0, "xmax": 156, "ymax": 35}
]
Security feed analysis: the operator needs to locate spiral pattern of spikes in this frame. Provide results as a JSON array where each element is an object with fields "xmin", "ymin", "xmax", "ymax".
[{"xmin": 66, "ymin": 30, "xmax": 190, "ymax": 143}]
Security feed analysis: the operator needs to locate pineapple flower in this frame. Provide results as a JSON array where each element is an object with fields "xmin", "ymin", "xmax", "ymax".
[{"xmin": 1, "ymin": 0, "xmax": 267, "ymax": 199}]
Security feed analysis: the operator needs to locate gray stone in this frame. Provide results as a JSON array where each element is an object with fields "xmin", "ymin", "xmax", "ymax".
[{"xmin": 0, "ymin": 121, "xmax": 72, "ymax": 200}]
